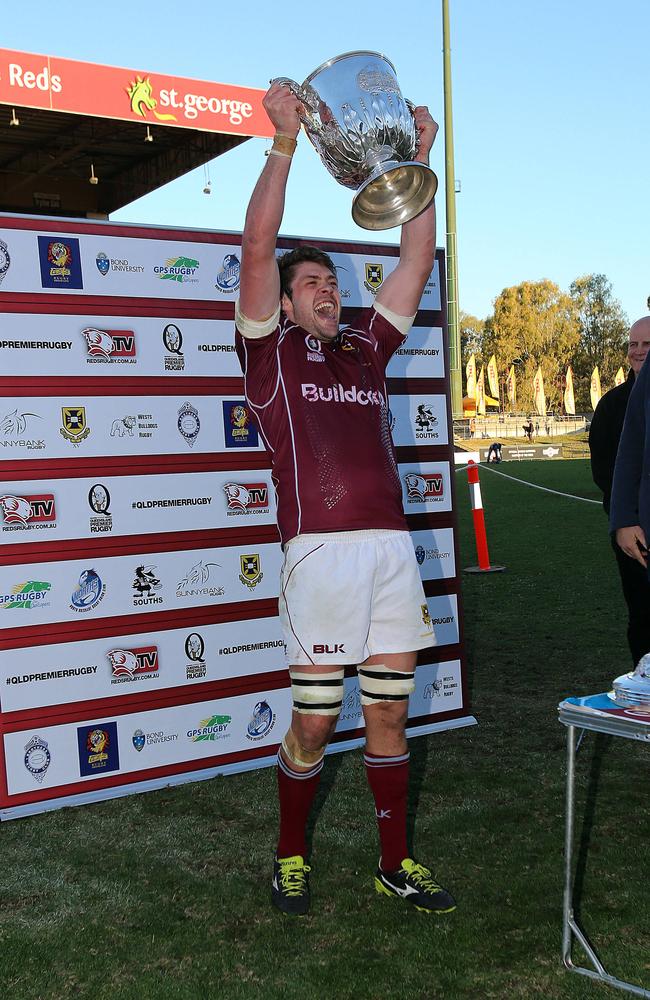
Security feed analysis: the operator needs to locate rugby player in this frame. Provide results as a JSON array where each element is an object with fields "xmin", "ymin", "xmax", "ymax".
[{"xmin": 235, "ymin": 80, "xmax": 456, "ymax": 917}]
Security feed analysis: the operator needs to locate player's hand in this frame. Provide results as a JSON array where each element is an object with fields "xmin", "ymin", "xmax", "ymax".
[
  {"xmin": 616, "ymin": 525, "xmax": 648, "ymax": 566},
  {"xmin": 263, "ymin": 81, "xmax": 303, "ymax": 139},
  {"xmin": 412, "ymin": 106, "xmax": 438, "ymax": 161}
]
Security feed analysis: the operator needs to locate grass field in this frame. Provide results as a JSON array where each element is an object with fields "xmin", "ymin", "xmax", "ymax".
[{"xmin": 2, "ymin": 459, "xmax": 647, "ymax": 1000}]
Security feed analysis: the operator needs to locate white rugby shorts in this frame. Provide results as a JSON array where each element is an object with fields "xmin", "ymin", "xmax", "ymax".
[{"xmin": 278, "ymin": 529, "xmax": 435, "ymax": 665}]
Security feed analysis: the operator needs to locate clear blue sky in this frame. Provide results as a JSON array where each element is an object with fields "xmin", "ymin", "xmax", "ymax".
[{"xmin": 3, "ymin": 0, "xmax": 649, "ymax": 322}]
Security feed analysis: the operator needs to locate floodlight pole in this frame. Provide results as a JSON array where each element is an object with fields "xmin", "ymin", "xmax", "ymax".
[{"xmin": 442, "ymin": 0, "xmax": 462, "ymax": 418}]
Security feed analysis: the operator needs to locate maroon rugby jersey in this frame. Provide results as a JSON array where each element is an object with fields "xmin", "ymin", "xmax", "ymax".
[{"xmin": 235, "ymin": 307, "xmax": 408, "ymax": 544}]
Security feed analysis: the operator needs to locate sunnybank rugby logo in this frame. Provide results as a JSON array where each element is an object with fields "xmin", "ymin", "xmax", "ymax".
[{"xmin": 126, "ymin": 76, "xmax": 177, "ymax": 121}]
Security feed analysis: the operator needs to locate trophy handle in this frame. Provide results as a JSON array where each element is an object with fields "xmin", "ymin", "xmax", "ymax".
[
  {"xmin": 270, "ymin": 77, "xmax": 320, "ymax": 130},
  {"xmin": 405, "ymin": 98, "xmax": 420, "ymax": 152}
]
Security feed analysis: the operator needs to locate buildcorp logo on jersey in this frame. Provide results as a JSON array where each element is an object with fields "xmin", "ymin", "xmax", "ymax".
[{"xmin": 301, "ymin": 383, "xmax": 383, "ymax": 406}]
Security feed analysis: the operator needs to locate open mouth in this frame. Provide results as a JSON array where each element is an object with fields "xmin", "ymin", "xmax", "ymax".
[{"xmin": 314, "ymin": 300, "xmax": 337, "ymax": 318}]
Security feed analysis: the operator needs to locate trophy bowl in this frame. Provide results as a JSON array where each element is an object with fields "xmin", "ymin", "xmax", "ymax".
[
  {"xmin": 273, "ymin": 51, "xmax": 437, "ymax": 231},
  {"xmin": 611, "ymin": 653, "xmax": 650, "ymax": 707}
]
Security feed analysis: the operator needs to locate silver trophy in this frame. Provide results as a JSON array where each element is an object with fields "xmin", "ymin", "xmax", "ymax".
[
  {"xmin": 272, "ymin": 51, "xmax": 437, "ymax": 231},
  {"xmin": 612, "ymin": 653, "xmax": 650, "ymax": 707}
]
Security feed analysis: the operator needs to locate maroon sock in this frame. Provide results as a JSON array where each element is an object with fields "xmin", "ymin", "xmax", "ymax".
[
  {"xmin": 364, "ymin": 751, "xmax": 410, "ymax": 872},
  {"xmin": 276, "ymin": 750, "xmax": 323, "ymax": 858}
]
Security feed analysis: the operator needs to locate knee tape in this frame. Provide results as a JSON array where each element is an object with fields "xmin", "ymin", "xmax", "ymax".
[
  {"xmin": 281, "ymin": 727, "xmax": 327, "ymax": 769},
  {"xmin": 290, "ymin": 668, "xmax": 345, "ymax": 716},
  {"xmin": 357, "ymin": 663, "xmax": 415, "ymax": 706}
]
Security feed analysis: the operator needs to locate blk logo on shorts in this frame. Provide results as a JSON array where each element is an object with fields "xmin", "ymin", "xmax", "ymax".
[{"xmin": 312, "ymin": 643, "xmax": 346, "ymax": 654}]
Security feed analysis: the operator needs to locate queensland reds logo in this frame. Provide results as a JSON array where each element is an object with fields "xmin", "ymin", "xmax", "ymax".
[
  {"xmin": 223, "ymin": 482, "xmax": 269, "ymax": 512},
  {"xmin": 107, "ymin": 646, "xmax": 159, "ymax": 678},
  {"xmin": 82, "ymin": 328, "xmax": 136, "ymax": 359},
  {"xmin": 0, "ymin": 494, "xmax": 56, "ymax": 525},
  {"xmin": 403, "ymin": 472, "xmax": 444, "ymax": 502},
  {"xmin": 223, "ymin": 483, "xmax": 251, "ymax": 511}
]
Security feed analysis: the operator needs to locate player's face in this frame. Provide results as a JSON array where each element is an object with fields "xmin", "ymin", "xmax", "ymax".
[
  {"xmin": 628, "ymin": 321, "xmax": 650, "ymax": 374},
  {"xmin": 282, "ymin": 262, "xmax": 341, "ymax": 341}
]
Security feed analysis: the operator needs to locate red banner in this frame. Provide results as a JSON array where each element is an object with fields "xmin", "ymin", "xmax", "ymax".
[{"xmin": 0, "ymin": 48, "xmax": 273, "ymax": 138}]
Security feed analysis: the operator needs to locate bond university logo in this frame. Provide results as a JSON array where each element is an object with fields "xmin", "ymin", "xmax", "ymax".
[
  {"xmin": 364, "ymin": 262, "xmax": 383, "ymax": 294},
  {"xmin": 215, "ymin": 254, "xmax": 240, "ymax": 293},
  {"xmin": 60, "ymin": 406, "xmax": 90, "ymax": 445},
  {"xmin": 239, "ymin": 553, "xmax": 263, "ymax": 590},
  {"xmin": 0, "ymin": 494, "xmax": 56, "ymax": 531},
  {"xmin": 96, "ymin": 252, "xmax": 110, "ymax": 275},
  {"xmin": 81, "ymin": 328, "xmax": 136, "ymax": 363},
  {"xmin": 0, "ymin": 239, "xmax": 10, "ymax": 286},
  {"xmin": 127, "ymin": 76, "xmax": 177, "ymax": 121}
]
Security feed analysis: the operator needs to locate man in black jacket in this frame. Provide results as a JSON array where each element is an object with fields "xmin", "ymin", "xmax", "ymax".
[{"xmin": 589, "ymin": 317, "xmax": 650, "ymax": 665}]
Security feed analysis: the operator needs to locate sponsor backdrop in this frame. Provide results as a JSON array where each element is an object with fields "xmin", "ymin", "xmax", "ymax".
[{"xmin": 0, "ymin": 215, "xmax": 469, "ymax": 820}]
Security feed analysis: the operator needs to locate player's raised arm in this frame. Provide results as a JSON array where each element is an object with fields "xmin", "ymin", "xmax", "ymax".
[
  {"xmin": 375, "ymin": 106, "xmax": 438, "ymax": 318},
  {"xmin": 238, "ymin": 83, "xmax": 302, "ymax": 324}
]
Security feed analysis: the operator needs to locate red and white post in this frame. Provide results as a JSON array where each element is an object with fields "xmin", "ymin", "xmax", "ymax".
[{"xmin": 464, "ymin": 460, "xmax": 505, "ymax": 574}]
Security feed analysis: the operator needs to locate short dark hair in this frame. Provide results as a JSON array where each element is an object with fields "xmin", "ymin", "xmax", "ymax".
[{"xmin": 278, "ymin": 246, "xmax": 337, "ymax": 299}]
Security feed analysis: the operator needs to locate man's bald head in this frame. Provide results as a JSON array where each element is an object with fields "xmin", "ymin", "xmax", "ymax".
[{"xmin": 628, "ymin": 317, "xmax": 650, "ymax": 375}]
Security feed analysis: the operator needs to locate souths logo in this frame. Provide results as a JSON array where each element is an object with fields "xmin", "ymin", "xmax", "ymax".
[
  {"xmin": 177, "ymin": 402, "xmax": 200, "ymax": 448},
  {"xmin": 70, "ymin": 569, "xmax": 105, "ymax": 613},
  {"xmin": 154, "ymin": 256, "xmax": 199, "ymax": 283},
  {"xmin": 364, "ymin": 262, "xmax": 383, "ymax": 293},
  {"xmin": 239, "ymin": 553, "xmax": 263, "ymax": 590},
  {"xmin": 24, "ymin": 735, "xmax": 51, "ymax": 783},
  {"xmin": 246, "ymin": 701, "xmax": 276, "ymax": 741},
  {"xmin": 185, "ymin": 632, "xmax": 206, "ymax": 680},
  {"xmin": 37, "ymin": 236, "xmax": 83, "ymax": 289},
  {"xmin": 132, "ymin": 565, "xmax": 163, "ymax": 605},
  {"xmin": 414, "ymin": 403, "xmax": 439, "ymax": 439},
  {"xmin": 215, "ymin": 254, "xmax": 240, "ymax": 293},
  {"xmin": 403, "ymin": 472, "xmax": 444, "ymax": 503},
  {"xmin": 0, "ymin": 408, "xmax": 44, "ymax": 451},
  {"xmin": 223, "ymin": 401, "xmax": 259, "ymax": 449},
  {"xmin": 60, "ymin": 406, "xmax": 90, "ymax": 445},
  {"xmin": 301, "ymin": 383, "xmax": 383, "ymax": 406},
  {"xmin": 0, "ymin": 239, "xmax": 10, "ymax": 287},
  {"xmin": 127, "ymin": 76, "xmax": 177, "ymax": 121},
  {"xmin": 223, "ymin": 483, "xmax": 269, "ymax": 515},
  {"xmin": 81, "ymin": 327, "xmax": 136, "ymax": 364},
  {"xmin": 163, "ymin": 323, "xmax": 184, "ymax": 372},
  {"xmin": 88, "ymin": 484, "xmax": 112, "ymax": 534},
  {"xmin": 0, "ymin": 494, "xmax": 56, "ymax": 531},
  {"xmin": 1, "ymin": 580, "xmax": 51, "ymax": 610},
  {"xmin": 305, "ymin": 334, "xmax": 325, "ymax": 363},
  {"xmin": 77, "ymin": 721, "xmax": 120, "ymax": 776},
  {"xmin": 177, "ymin": 560, "xmax": 224, "ymax": 599},
  {"xmin": 107, "ymin": 646, "xmax": 159, "ymax": 685},
  {"xmin": 188, "ymin": 714, "xmax": 232, "ymax": 742}
]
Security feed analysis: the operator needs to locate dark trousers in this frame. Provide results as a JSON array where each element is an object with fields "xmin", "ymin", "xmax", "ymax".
[{"xmin": 612, "ymin": 537, "xmax": 650, "ymax": 666}]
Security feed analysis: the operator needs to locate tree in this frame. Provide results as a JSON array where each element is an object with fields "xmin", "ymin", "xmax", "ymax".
[
  {"xmin": 482, "ymin": 280, "xmax": 580, "ymax": 411},
  {"xmin": 569, "ymin": 274, "xmax": 628, "ymax": 409},
  {"xmin": 459, "ymin": 311, "xmax": 484, "ymax": 364}
]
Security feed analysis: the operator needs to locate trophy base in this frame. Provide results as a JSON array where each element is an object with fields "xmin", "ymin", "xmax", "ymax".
[{"xmin": 352, "ymin": 162, "xmax": 438, "ymax": 231}]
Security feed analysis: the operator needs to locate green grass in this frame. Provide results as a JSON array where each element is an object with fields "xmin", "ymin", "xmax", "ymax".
[{"xmin": 1, "ymin": 459, "xmax": 647, "ymax": 999}]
